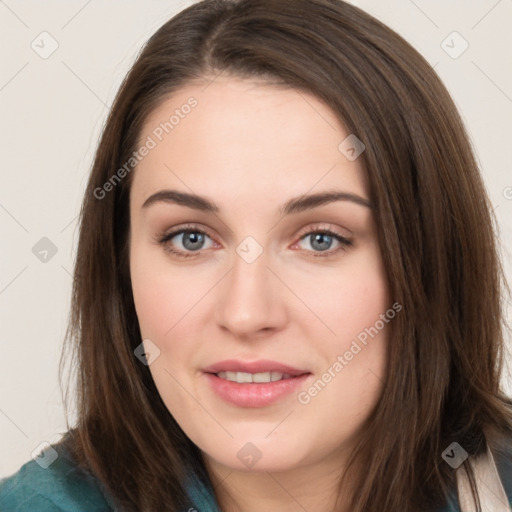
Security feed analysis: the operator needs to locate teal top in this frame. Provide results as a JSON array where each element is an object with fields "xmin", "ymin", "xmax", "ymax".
[
  {"xmin": 1, "ymin": 440, "xmax": 511, "ymax": 511},
  {"xmin": 0, "ymin": 443, "xmax": 219, "ymax": 512}
]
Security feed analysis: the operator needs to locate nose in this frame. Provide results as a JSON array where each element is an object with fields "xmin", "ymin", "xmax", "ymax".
[{"xmin": 213, "ymin": 244, "xmax": 288, "ymax": 338}]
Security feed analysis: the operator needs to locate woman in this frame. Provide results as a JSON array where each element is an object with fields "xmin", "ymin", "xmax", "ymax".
[{"xmin": 1, "ymin": 0, "xmax": 511, "ymax": 510}]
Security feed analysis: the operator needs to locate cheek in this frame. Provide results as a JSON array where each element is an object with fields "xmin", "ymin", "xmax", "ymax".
[
  {"xmin": 130, "ymin": 242, "xmax": 205, "ymax": 341},
  {"xmin": 129, "ymin": 244, "xmax": 215, "ymax": 407},
  {"xmin": 290, "ymin": 244, "xmax": 390, "ymax": 408},
  {"xmin": 291, "ymin": 245, "xmax": 389, "ymax": 347},
  {"xmin": 130, "ymin": 253, "xmax": 201, "ymax": 413},
  {"xmin": 131, "ymin": 275, "xmax": 180, "ymax": 340}
]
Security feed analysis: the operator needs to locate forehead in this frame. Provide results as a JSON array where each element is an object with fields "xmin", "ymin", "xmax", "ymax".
[{"xmin": 131, "ymin": 77, "xmax": 367, "ymax": 206}]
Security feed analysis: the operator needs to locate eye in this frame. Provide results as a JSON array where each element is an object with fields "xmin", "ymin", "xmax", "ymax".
[
  {"xmin": 293, "ymin": 225, "xmax": 353, "ymax": 257},
  {"xmin": 155, "ymin": 224, "xmax": 216, "ymax": 259},
  {"xmin": 154, "ymin": 223, "xmax": 353, "ymax": 259}
]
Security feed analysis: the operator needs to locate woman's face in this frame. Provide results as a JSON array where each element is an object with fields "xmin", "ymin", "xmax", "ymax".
[{"xmin": 129, "ymin": 77, "xmax": 391, "ymax": 474}]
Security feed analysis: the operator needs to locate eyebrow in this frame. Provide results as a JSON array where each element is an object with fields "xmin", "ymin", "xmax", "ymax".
[{"xmin": 141, "ymin": 189, "xmax": 372, "ymax": 215}]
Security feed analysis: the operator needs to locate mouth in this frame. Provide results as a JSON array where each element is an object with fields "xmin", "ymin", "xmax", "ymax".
[
  {"xmin": 202, "ymin": 359, "xmax": 312, "ymax": 408},
  {"xmin": 214, "ymin": 370, "xmax": 304, "ymax": 383},
  {"xmin": 202, "ymin": 359, "xmax": 309, "ymax": 377}
]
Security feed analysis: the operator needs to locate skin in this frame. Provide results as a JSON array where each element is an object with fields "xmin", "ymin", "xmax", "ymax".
[{"xmin": 129, "ymin": 76, "xmax": 390, "ymax": 512}]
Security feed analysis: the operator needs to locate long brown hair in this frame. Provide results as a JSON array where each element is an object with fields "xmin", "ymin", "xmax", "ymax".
[{"xmin": 59, "ymin": 0, "xmax": 512, "ymax": 510}]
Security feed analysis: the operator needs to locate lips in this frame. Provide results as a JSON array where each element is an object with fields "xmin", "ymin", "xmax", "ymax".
[
  {"xmin": 202, "ymin": 359, "xmax": 312, "ymax": 407},
  {"xmin": 202, "ymin": 359, "xmax": 309, "ymax": 376}
]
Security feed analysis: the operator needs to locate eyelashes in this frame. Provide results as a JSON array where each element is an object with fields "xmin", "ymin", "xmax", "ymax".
[{"xmin": 154, "ymin": 223, "xmax": 353, "ymax": 260}]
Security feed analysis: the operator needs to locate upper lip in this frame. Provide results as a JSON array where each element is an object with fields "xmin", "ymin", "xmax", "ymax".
[{"xmin": 203, "ymin": 359, "xmax": 310, "ymax": 376}]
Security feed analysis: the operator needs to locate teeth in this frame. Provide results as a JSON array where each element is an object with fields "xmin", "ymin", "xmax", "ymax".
[
  {"xmin": 216, "ymin": 371, "xmax": 293, "ymax": 383},
  {"xmin": 237, "ymin": 371, "xmax": 253, "ymax": 383},
  {"xmin": 254, "ymin": 372, "xmax": 272, "ymax": 383}
]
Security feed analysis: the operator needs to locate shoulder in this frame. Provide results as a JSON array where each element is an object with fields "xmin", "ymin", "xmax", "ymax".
[
  {"xmin": 493, "ymin": 434, "xmax": 512, "ymax": 506},
  {"xmin": 1, "ymin": 440, "xmax": 219, "ymax": 512},
  {"xmin": 0, "ymin": 442, "xmax": 113, "ymax": 512},
  {"xmin": 433, "ymin": 433, "xmax": 512, "ymax": 512}
]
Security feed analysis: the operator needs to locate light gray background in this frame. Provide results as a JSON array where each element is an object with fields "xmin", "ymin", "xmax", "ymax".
[{"xmin": 1, "ymin": 0, "xmax": 511, "ymax": 477}]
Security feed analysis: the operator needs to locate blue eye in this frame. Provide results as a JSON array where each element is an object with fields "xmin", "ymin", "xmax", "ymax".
[
  {"xmin": 155, "ymin": 224, "xmax": 352, "ymax": 259},
  {"xmin": 158, "ymin": 229, "xmax": 214, "ymax": 258},
  {"xmin": 296, "ymin": 230, "xmax": 352, "ymax": 256}
]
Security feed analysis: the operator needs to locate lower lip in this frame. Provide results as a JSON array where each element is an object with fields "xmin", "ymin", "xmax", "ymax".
[{"xmin": 204, "ymin": 372, "xmax": 311, "ymax": 408}]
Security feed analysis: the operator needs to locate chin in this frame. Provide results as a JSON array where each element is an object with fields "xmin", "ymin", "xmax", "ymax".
[{"xmin": 201, "ymin": 437, "xmax": 309, "ymax": 473}]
